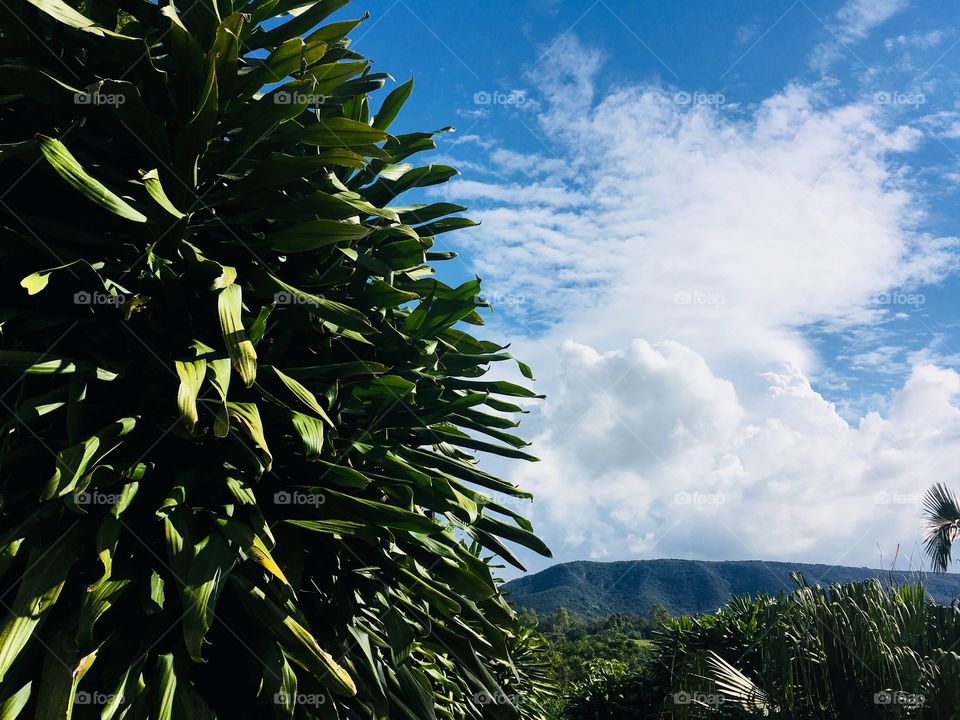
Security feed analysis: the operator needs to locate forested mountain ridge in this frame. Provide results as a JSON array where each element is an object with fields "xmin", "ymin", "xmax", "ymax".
[{"xmin": 502, "ymin": 559, "xmax": 960, "ymax": 617}]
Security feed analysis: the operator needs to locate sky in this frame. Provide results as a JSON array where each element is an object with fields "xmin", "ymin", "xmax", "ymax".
[{"xmin": 327, "ymin": 0, "xmax": 960, "ymax": 576}]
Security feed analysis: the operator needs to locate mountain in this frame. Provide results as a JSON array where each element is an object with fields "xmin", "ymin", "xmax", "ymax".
[{"xmin": 500, "ymin": 559, "xmax": 960, "ymax": 618}]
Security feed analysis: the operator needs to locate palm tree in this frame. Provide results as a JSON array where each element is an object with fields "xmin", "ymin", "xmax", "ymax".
[{"xmin": 922, "ymin": 483, "xmax": 960, "ymax": 573}]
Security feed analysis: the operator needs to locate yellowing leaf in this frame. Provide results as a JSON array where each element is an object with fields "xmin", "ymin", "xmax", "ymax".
[{"xmin": 218, "ymin": 284, "xmax": 257, "ymax": 388}]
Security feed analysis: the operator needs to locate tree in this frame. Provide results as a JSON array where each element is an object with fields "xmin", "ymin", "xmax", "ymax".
[
  {"xmin": 922, "ymin": 483, "xmax": 960, "ymax": 573},
  {"xmin": 0, "ymin": 0, "xmax": 551, "ymax": 717},
  {"xmin": 645, "ymin": 603, "xmax": 671, "ymax": 632}
]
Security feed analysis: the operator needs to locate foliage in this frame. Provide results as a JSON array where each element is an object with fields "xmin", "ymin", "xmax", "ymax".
[
  {"xmin": 923, "ymin": 483, "xmax": 960, "ymax": 573},
  {"xmin": 653, "ymin": 575, "xmax": 960, "ymax": 719},
  {"xmin": 521, "ymin": 609, "xmax": 659, "ymax": 719},
  {"xmin": 0, "ymin": 0, "xmax": 552, "ymax": 717},
  {"xmin": 532, "ymin": 579, "xmax": 960, "ymax": 719},
  {"xmin": 502, "ymin": 559, "xmax": 960, "ymax": 620},
  {"xmin": 530, "ymin": 609, "xmax": 658, "ymax": 688}
]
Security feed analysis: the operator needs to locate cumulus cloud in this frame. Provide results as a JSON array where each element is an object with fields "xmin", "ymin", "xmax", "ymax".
[
  {"xmin": 513, "ymin": 344, "xmax": 960, "ymax": 567},
  {"xmin": 435, "ymin": 35, "xmax": 960, "ymax": 571}
]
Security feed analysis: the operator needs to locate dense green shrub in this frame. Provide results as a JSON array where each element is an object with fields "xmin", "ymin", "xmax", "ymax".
[
  {"xmin": 654, "ymin": 576, "xmax": 960, "ymax": 719},
  {"xmin": 0, "ymin": 0, "xmax": 552, "ymax": 717}
]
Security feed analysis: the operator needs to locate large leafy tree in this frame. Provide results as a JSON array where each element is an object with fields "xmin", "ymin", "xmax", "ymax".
[{"xmin": 0, "ymin": 0, "xmax": 552, "ymax": 717}]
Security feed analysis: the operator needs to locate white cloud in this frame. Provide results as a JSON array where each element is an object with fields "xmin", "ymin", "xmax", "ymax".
[
  {"xmin": 513, "ymin": 344, "xmax": 960, "ymax": 569},
  {"xmin": 884, "ymin": 30, "xmax": 946, "ymax": 51},
  {"xmin": 446, "ymin": 134, "xmax": 495, "ymax": 148},
  {"xmin": 836, "ymin": 0, "xmax": 910, "ymax": 43},
  {"xmin": 437, "ymin": 35, "xmax": 960, "ymax": 571},
  {"xmin": 811, "ymin": 0, "xmax": 910, "ymax": 70}
]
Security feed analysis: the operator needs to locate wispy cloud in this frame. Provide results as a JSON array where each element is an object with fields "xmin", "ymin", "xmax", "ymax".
[
  {"xmin": 811, "ymin": 0, "xmax": 911, "ymax": 70},
  {"xmin": 836, "ymin": 0, "xmax": 910, "ymax": 43},
  {"xmin": 884, "ymin": 30, "xmax": 946, "ymax": 52}
]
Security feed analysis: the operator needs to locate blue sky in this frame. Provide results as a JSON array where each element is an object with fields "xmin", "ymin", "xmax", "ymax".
[{"xmin": 326, "ymin": 0, "xmax": 960, "ymax": 574}]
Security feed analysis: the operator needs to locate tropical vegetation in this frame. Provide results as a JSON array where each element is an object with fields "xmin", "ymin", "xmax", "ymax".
[
  {"xmin": 923, "ymin": 483, "xmax": 960, "ymax": 574},
  {"xmin": 0, "ymin": 0, "xmax": 554, "ymax": 717},
  {"xmin": 533, "ymin": 576, "xmax": 960, "ymax": 719}
]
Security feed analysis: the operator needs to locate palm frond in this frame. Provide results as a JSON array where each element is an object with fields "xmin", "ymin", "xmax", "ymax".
[{"xmin": 922, "ymin": 483, "xmax": 960, "ymax": 573}]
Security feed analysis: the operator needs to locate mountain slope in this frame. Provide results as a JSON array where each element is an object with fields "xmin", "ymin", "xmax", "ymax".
[{"xmin": 501, "ymin": 559, "xmax": 960, "ymax": 618}]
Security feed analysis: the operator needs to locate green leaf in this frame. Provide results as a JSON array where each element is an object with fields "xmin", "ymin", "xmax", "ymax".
[
  {"xmin": 254, "ymin": 0, "xmax": 349, "ymax": 48},
  {"xmin": 165, "ymin": 520, "xmax": 235, "ymax": 663},
  {"xmin": 37, "ymin": 136, "xmax": 147, "ymax": 222},
  {"xmin": 291, "ymin": 411, "xmax": 324, "ymax": 459},
  {"xmin": 269, "ymin": 275, "xmax": 373, "ymax": 333},
  {"xmin": 175, "ymin": 59, "xmax": 219, "ymax": 187},
  {"xmin": 34, "ymin": 641, "xmax": 96, "ymax": 720},
  {"xmin": 322, "ymin": 489, "xmax": 438, "ymax": 534},
  {"xmin": 19, "ymin": 261, "xmax": 85, "ymax": 295},
  {"xmin": 292, "ymin": 117, "xmax": 390, "ymax": 147},
  {"xmin": 207, "ymin": 358, "xmax": 232, "ymax": 438},
  {"xmin": 0, "ymin": 681, "xmax": 31, "ymax": 720},
  {"xmin": 0, "ymin": 65, "xmax": 80, "ymax": 107},
  {"xmin": 373, "ymin": 78, "xmax": 414, "ymax": 131},
  {"xmin": 162, "ymin": 3, "xmax": 204, "ymax": 83},
  {"xmin": 216, "ymin": 517, "xmax": 290, "ymax": 587},
  {"xmin": 146, "ymin": 570, "xmax": 166, "ymax": 614},
  {"xmin": 231, "ymin": 576, "xmax": 356, "ymax": 697},
  {"xmin": 239, "ymin": 38, "xmax": 327, "ymax": 98},
  {"xmin": 42, "ymin": 417, "xmax": 137, "ymax": 500},
  {"xmin": 77, "ymin": 578, "xmax": 130, "ymax": 644},
  {"xmin": 0, "ymin": 351, "xmax": 116, "ymax": 380},
  {"xmin": 0, "ymin": 531, "xmax": 82, "ymax": 683},
  {"xmin": 155, "ymin": 653, "xmax": 177, "ymax": 720},
  {"xmin": 175, "ymin": 359, "xmax": 206, "ymax": 433},
  {"xmin": 476, "ymin": 516, "xmax": 552, "ymax": 558},
  {"xmin": 26, "ymin": 0, "xmax": 134, "ymax": 37},
  {"xmin": 142, "ymin": 169, "xmax": 187, "ymax": 218},
  {"xmin": 414, "ymin": 217, "xmax": 479, "ymax": 237},
  {"xmin": 261, "ymin": 644, "xmax": 297, "ymax": 720},
  {"xmin": 264, "ymin": 366, "xmax": 333, "ymax": 424},
  {"xmin": 227, "ymin": 402, "xmax": 272, "ymax": 471},
  {"xmin": 396, "ymin": 203, "xmax": 468, "ymax": 225},
  {"xmin": 268, "ymin": 220, "xmax": 371, "ymax": 252},
  {"xmin": 218, "ymin": 284, "xmax": 258, "ymax": 388}
]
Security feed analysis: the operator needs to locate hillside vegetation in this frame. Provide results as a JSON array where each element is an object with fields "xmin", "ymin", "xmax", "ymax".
[
  {"xmin": 503, "ymin": 559, "xmax": 960, "ymax": 618},
  {"xmin": 536, "ymin": 577, "xmax": 960, "ymax": 719}
]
